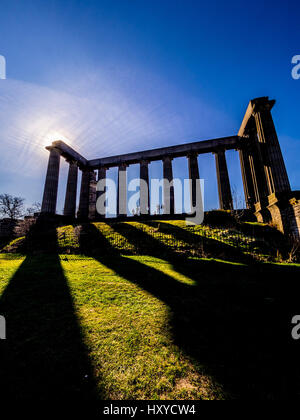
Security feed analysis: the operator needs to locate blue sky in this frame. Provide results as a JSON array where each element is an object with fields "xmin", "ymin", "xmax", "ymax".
[{"xmin": 0, "ymin": 0, "xmax": 299, "ymax": 214}]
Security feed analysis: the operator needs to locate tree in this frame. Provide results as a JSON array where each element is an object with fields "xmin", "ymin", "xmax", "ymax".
[
  {"xmin": 26, "ymin": 202, "xmax": 41, "ymax": 216},
  {"xmin": 0, "ymin": 194, "xmax": 25, "ymax": 220}
]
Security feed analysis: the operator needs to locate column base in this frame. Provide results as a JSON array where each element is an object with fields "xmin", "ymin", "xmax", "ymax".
[
  {"xmin": 266, "ymin": 191, "xmax": 300, "ymax": 239},
  {"xmin": 254, "ymin": 200, "xmax": 271, "ymax": 223},
  {"xmin": 76, "ymin": 213, "xmax": 90, "ymax": 221}
]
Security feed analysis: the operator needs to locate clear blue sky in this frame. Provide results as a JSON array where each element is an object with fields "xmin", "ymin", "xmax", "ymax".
[{"xmin": 0, "ymin": 0, "xmax": 299, "ymax": 214}]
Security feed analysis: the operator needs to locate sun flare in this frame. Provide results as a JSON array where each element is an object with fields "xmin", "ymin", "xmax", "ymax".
[{"xmin": 43, "ymin": 131, "xmax": 71, "ymax": 147}]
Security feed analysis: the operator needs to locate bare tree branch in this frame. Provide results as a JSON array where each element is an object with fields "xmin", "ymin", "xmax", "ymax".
[
  {"xmin": 0, "ymin": 194, "xmax": 25, "ymax": 220},
  {"xmin": 25, "ymin": 202, "xmax": 41, "ymax": 216}
]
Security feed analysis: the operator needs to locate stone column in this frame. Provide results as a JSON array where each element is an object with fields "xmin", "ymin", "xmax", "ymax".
[
  {"xmin": 214, "ymin": 150, "xmax": 233, "ymax": 210},
  {"xmin": 188, "ymin": 153, "xmax": 200, "ymax": 210},
  {"xmin": 250, "ymin": 147, "xmax": 269, "ymax": 202},
  {"xmin": 140, "ymin": 160, "xmax": 150, "ymax": 215},
  {"xmin": 246, "ymin": 129, "xmax": 270, "ymax": 204},
  {"xmin": 41, "ymin": 147, "xmax": 61, "ymax": 214},
  {"xmin": 117, "ymin": 164, "xmax": 127, "ymax": 217},
  {"xmin": 96, "ymin": 166, "xmax": 107, "ymax": 218},
  {"xmin": 238, "ymin": 147, "xmax": 255, "ymax": 209},
  {"xmin": 63, "ymin": 160, "xmax": 78, "ymax": 217},
  {"xmin": 77, "ymin": 169, "xmax": 91, "ymax": 219},
  {"xmin": 242, "ymin": 127, "xmax": 272, "ymax": 222},
  {"xmin": 89, "ymin": 171, "xmax": 97, "ymax": 219},
  {"xmin": 252, "ymin": 98, "xmax": 291, "ymax": 194},
  {"xmin": 163, "ymin": 156, "xmax": 174, "ymax": 215}
]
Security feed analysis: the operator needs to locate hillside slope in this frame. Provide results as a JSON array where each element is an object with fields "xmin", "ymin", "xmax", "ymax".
[{"xmin": 0, "ymin": 218, "xmax": 299, "ymax": 400}]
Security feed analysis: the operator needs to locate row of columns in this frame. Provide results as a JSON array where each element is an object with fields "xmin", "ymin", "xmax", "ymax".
[
  {"xmin": 40, "ymin": 97, "xmax": 295, "ymax": 235},
  {"xmin": 93, "ymin": 153, "xmax": 232, "ymax": 217},
  {"xmin": 41, "ymin": 148, "xmax": 234, "ymax": 218}
]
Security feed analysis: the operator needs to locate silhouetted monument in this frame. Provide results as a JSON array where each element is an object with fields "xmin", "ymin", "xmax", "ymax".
[{"xmin": 41, "ymin": 97, "xmax": 300, "ymax": 238}]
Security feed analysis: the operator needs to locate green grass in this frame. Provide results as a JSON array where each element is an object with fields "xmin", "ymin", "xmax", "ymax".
[
  {"xmin": 0, "ymin": 219, "xmax": 299, "ymax": 400},
  {"xmin": 0, "ymin": 253, "xmax": 228, "ymax": 400},
  {"xmin": 60, "ymin": 255, "xmax": 224, "ymax": 399},
  {"xmin": 2, "ymin": 219, "xmax": 289, "ymax": 262},
  {"xmin": 54, "ymin": 219, "xmax": 286, "ymax": 262},
  {"xmin": 0, "ymin": 255, "xmax": 24, "ymax": 295}
]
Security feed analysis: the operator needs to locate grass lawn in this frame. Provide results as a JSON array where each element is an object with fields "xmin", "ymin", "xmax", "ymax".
[
  {"xmin": 1, "ymin": 250, "xmax": 300, "ymax": 400},
  {"xmin": 62, "ymin": 255, "xmax": 227, "ymax": 400},
  {"xmin": 0, "ymin": 219, "xmax": 299, "ymax": 400}
]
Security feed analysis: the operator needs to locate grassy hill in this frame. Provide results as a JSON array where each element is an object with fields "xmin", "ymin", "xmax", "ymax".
[
  {"xmin": 0, "ymin": 217, "xmax": 299, "ymax": 400},
  {"xmin": 2, "ymin": 217, "xmax": 292, "ymax": 262}
]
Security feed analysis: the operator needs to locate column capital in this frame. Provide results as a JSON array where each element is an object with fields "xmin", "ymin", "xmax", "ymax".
[
  {"xmin": 65, "ymin": 158, "xmax": 78, "ymax": 165},
  {"xmin": 212, "ymin": 148, "xmax": 225, "ymax": 155},
  {"xmin": 98, "ymin": 165, "xmax": 107, "ymax": 171},
  {"xmin": 119, "ymin": 162, "xmax": 128, "ymax": 169},
  {"xmin": 187, "ymin": 152, "xmax": 198, "ymax": 159},
  {"xmin": 251, "ymin": 98, "xmax": 275, "ymax": 115},
  {"xmin": 162, "ymin": 155, "xmax": 173, "ymax": 162},
  {"xmin": 45, "ymin": 146, "xmax": 61, "ymax": 157},
  {"xmin": 140, "ymin": 159, "xmax": 149, "ymax": 166}
]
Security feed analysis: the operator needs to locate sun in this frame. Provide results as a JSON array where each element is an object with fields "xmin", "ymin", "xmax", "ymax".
[{"xmin": 43, "ymin": 131, "xmax": 71, "ymax": 146}]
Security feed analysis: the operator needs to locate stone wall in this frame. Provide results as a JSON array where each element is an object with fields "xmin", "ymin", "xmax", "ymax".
[
  {"xmin": 0, "ymin": 216, "xmax": 37, "ymax": 239},
  {"xmin": 0, "ymin": 219, "xmax": 17, "ymax": 238}
]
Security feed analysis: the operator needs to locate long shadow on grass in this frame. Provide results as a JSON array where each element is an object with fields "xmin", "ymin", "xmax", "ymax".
[
  {"xmin": 116, "ymin": 220, "xmax": 255, "ymax": 263},
  {"xmin": 80, "ymin": 222, "xmax": 300, "ymax": 400},
  {"xmin": 0, "ymin": 221, "xmax": 99, "ymax": 401},
  {"xmin": 0, "ymin": 236, "xmax": 14, "ymax": 251}
]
